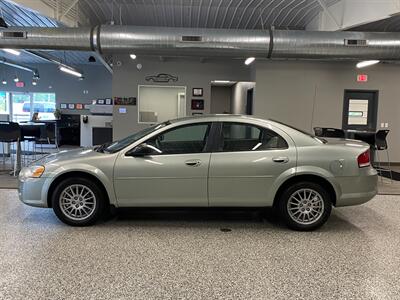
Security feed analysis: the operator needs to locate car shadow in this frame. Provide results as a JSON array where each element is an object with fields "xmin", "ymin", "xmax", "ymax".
[{"xmin": 101, "ymin": 206, "xmax": 364, "ymax": 233}]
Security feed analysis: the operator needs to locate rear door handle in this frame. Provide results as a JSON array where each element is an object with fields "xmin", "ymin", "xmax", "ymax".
[
  {"xmin": 272, "ymin": 157, "xmax": 289, "ymax": 163},
  {"xmin": 185, "ymin": 159, "xmax": 202, "ymax": 167}
]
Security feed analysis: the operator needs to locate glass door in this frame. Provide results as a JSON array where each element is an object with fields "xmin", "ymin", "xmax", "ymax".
[{"xmin": 11, "ymin": 92, "xmax": 31, "ymax": 122}]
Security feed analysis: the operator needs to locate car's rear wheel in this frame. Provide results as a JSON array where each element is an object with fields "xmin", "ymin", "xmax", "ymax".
[
  {"xmin": 278, "ymin": 182, "xmax": 332, "ymax": 231},
  {"xmin": 51, "ymin": 177, "xmax": 105, "ymax": 226}
]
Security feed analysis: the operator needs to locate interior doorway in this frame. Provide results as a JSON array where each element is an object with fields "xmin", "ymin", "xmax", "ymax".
[
  {"xmin": 210, "ymin": 85, "xmax": 232, "ymax": 114},
  {"xmin": 342, "ymin": 90, "xmax": 379, "ymax": 131}
]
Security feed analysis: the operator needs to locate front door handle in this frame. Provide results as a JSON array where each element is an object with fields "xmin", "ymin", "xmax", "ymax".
[
  {"xmin": 272, "ymin": 157, "xmax": 289, "ymax": 163},
  {"xmin": 185, "ymin": 159, "xmax": 202, "ymax": 167}
]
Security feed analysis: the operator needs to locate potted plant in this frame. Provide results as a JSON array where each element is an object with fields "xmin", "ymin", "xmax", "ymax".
[{"xmin": 53, "ymin": 109, "xmax": 61, "ymax": 120}]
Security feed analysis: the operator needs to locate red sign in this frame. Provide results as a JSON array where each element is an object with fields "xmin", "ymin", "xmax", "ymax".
[
  {"xmin": 15, "ymin": 81, "xmax": 25, "ymax": 87},
  {"xmin": 357, "ymin": 74, "xmax": 368, "ymax": 82}
]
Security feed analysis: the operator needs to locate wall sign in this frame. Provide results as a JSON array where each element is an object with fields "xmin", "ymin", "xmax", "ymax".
[
  {"xmin": 191, "ymin": 99, "xmax": 204, "ymax": 110},
  {"xmin": 68, "ymin": 104, "xmax": 75, "ymax": 109},
  {"xmin": 16, "ymin": 81, "xmax": 25, "ymax": 88},
  {"xmin": 114, "ymin": 97, "xmax": 137, "ymax": 105},
  {"xmin": 145, "ymin": 73, "xmax": 178, "ymax": 83},
  {"xmin": 76, "ymin": 103, "xmax": 83, "ymax": 110},
  {"xmin": 192, "ymin": 88, "xmax": 203, "ymax": 97},
  {"xmin": 357, "ymin": 74, "xmax": 368, "ymax": 82},
  {"xmin": 60, "ymin": 103, "xmax": 67, "ymax": 109}
]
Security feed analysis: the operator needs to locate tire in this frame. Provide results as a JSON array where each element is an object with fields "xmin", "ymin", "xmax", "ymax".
[
  {"xmin": 278, "ymin": 181, "xmax": 332, "ymax": 231},
  {"xmin": 51, "ymin": 177, "xmax": 105, "ymax": 226}
]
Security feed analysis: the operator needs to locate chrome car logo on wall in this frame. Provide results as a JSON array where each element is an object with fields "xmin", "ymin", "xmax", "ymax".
[{"xmin": 145, "ymin": 73, "xmax": 178, "ymax": 83}]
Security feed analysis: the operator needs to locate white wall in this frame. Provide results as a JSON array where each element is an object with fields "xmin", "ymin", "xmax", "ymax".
[
  {"xmin": 80, "ymin": 115, "xmax": 113, "ymax": 147},
  {"xmin": 255, "ymin": 60, "xmax": 400, "ymax": 161}
]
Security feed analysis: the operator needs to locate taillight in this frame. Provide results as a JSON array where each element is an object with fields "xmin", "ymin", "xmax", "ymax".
[{"xmin": 358, "ymin": 150, "xmax": 371, "ymax": 168}]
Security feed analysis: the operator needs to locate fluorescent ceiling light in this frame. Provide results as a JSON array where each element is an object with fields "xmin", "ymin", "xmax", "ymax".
[
  {"xmin": 212, "ymin": 80, "xmax": 231, "ymax": 84},
  {"xmin": 245, "ymin": 57, "xmax": 255, "ymax": 65},
  {"xmin": 13, "ymin": 76, "xmax": 19, "ymax": 82},
  {"xmin": 130, "ymin": 54, "xmax": 137, "ymax": 60},
  {"xmin": 356, "ymin": 60, "xmax": 380, "ymax": 68},
  {"xmin": 3, "ymin": 48, "xmax": 21, "ymax": 56},
  {"xmin": 59, "ymin": 65, "xmax": 83, "ymax": 78},
  {"xmin": 1, "ymin": 79, "xmax": 6, "ymax": 85}
]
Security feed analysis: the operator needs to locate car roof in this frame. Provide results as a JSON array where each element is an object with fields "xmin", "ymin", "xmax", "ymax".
[{"xmin": 169, "ymin": 114, "xmax": 269, "ymax": 124}]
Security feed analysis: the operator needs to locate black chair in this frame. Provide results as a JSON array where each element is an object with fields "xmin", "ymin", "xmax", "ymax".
[
  {"xmin": 0, "ymin": 122, "xmax": 21, "ymax": 175},
  {"xmin": 21, "ymin": 125, "xmax": 42, "ymax": 163},
  {"xmin": 374, "ymin": 130, "xmax": 392, "ymax": 182},
  {"xmin": 35, "ymin": 123, "xmax": 59, "ymax": 155},
  {"xmin": 313, "ymin": 127, "xmax": 345, "ymax": 138}
]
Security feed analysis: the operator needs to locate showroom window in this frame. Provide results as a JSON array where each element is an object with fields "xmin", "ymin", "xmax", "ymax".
[
  {"xmin": 0, "ymin": 91, "xmax": 56, "ymax": 122},
  {"xmin": 0, "ymin": 91, "xmax": 7, "ymax": 114},
  {"xmin": 146, "ymin": 123, "xmax": 211, "ymax": 154},
  {"xmin": 219, "ymin": 122, "xmax": 288, "ymax": 152}
]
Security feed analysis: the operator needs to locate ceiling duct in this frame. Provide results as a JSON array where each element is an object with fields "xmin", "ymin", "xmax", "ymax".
[{"xmin": 1, "ymin": 25, "xmax": 400, "ymax": 60}]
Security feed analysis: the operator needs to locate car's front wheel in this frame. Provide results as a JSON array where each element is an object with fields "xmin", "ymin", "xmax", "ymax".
[
  {"xmin": 278, "ymin": 182, "xmax": 332, "ymax": 231},
  {"xmin": 51, "ymin": 177, "xmax": 105, "ymax": 226}
]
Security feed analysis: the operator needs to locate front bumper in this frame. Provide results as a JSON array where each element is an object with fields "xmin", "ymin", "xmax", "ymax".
[
  {"xmin": 18, "ymin": 177, "xmax": 49, "ymax": 207},
  {"xmin": 335, "ymin": 168, "xmax": 378, "ymax": 207}
]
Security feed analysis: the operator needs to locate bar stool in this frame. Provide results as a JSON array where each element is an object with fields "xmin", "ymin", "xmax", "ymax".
[
  {"xmin": 314, "ymin": 127, "xmax": 345, "ymax": 138},
  {"xmin": 35, "ymin": 123, "xmax": 59, "ymax": 157},
  {"xmin": 21, "ymin": 125, "xmax": 42, "ymax": 165},
  {"xmin": 374, "ymin": 130, "xmax": 392, "ymax": 182},
  {"xmin": 0, "ymin": 122, "xmax": 21, "ymax": 175}
]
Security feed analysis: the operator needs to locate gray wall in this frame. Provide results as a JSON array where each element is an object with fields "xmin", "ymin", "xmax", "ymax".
[
  {"xmin": 0, "ymin": 63, "xmax": 112, "ymax": 114},
  {"xmin": 210, "ymin": 86, "xmax": 231, "ymax": 114},
  {"xmin": 112, "ymin": 56, "xmax": 251, "ymax": 140},
  {"xmin": 255, "ymin": 60, "xmax": 400, "ymax": 161}
]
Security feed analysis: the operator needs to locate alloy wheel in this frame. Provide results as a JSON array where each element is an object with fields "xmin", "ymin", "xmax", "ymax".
[
  {"xmin": 287, "ymin": 188, "xmax": 325, "ymax": 225},
  {"xmin": 59, "ymin": 184, "xmax": 97, "ymax": 221}
]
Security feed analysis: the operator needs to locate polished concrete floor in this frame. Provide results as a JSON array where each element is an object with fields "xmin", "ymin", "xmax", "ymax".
[{"xmin": 1, "ymin": 190, "xmax": 400, "ymax": 299}]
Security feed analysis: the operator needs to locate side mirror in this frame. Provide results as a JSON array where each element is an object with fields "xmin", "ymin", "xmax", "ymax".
[{"xmin": 126, "ymin": 143, "xmax": 161, "ymax": 157}]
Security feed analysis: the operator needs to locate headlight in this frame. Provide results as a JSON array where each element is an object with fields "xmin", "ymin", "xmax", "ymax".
[{"xmin": 19, "ymin": 165, "xmax": 45, "ymax": 179}]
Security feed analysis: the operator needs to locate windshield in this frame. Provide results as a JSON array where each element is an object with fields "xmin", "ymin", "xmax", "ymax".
[{"xmin": 103, "ymin": 121, "xmax": 169, "ymax": 153}]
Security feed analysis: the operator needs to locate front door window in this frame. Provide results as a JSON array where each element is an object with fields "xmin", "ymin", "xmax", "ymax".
[{"xmin": 146, "ymin": 123, "xmax": 211, "ymax": 154}]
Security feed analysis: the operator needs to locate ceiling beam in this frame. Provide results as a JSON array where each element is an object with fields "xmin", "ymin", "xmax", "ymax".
[
  {"xmin": 59, "ymin": 0, "xmax": 79, "ymax": 22},
  {"xmin": 307, "ymin": 0, "xmax": 400, "ymax": 31},
  {"xmin": 9, "ymin": 0, "xmax": 78, "ymax": 27},
  {"xmin": 315, "ymin": 0, "xmax": 341, "ymax": 29}
]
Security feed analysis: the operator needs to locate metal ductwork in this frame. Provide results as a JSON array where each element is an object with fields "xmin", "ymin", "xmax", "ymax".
[{"xmin": 1, "ymin": 25, "xmax": 400, "ymax": 60}]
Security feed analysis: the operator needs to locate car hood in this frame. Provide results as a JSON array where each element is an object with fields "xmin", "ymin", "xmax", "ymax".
[{"xmin": 35, "ymin": 148, "xmax": 102, "ymax": 165}]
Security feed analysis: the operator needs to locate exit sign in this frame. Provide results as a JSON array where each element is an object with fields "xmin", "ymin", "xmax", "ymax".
[
  {"xmin": 357, "ymin": 74, "xmax": 368, "ymax": 82},
  {"xmin": 16, "ymin": 81, "xmax": 25, "ymax": 88}
]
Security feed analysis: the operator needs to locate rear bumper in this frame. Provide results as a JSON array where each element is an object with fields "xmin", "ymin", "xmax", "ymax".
[{"xmin": 335, "ymin": 168, "xmax": 378, "ymax": 207}]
